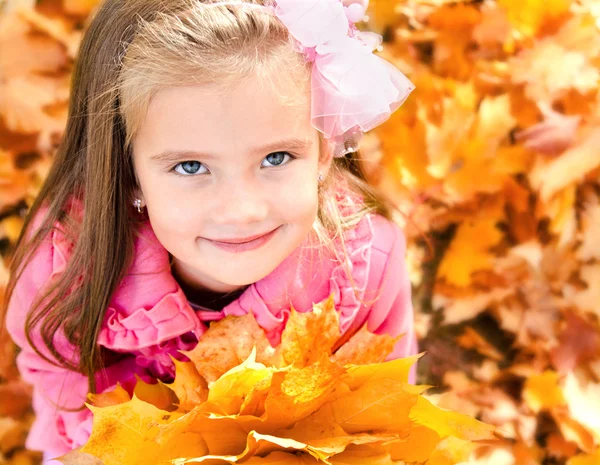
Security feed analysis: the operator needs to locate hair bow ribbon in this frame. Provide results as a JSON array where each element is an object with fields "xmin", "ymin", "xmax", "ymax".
[{"xmin": 273, "ymin": 0, "xmax": 415, "ymax": 153}]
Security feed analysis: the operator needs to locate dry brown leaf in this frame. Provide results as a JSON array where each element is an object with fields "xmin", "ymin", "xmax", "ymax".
[
  {"xmin": 456, "ymin": 327, "xmax": 504, "ymax": 362},
  {"xmin": 529, "ymin": 128, "xmax": 600, "ymax": 202},
  {"xmin": 168, "ymin": 358, "xmax": 208, "ymax": 412},
  {"xmin": 182, "ymin": 312, "xmax": 278, "ymax": 383},
  {"xmin": 332, "ymin": 324, "xmax": 398, "ymax": 365},
  {"xmin": 515, "ymin": 106, "xmax": 581, "ymax": 155},
  {"xmin": 0, "ymin": 76, "xmax": 67, "ymax": 134}
]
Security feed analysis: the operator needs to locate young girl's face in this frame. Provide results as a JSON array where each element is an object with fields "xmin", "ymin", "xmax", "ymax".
[{"xmin": 132, "ymin": 73, "xmax": 331, "ymax": 294}]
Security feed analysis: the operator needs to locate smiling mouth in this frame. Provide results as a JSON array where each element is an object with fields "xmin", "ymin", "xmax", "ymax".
[
  {"xmin": 210, "ymin": 229, "xmax": 277, "ymax": 244},
  {"xmin": 204, "ymin": 226, "xmax": 280, "ymax": 253}
]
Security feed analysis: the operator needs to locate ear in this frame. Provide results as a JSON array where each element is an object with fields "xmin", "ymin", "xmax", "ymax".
[
  {"xmin": 318, "ymin": 136, "xmax": 335, "ymax": 178},
  {"xmin": 132, "ymin": 187, "xmax": 146, "ymax": 207}
]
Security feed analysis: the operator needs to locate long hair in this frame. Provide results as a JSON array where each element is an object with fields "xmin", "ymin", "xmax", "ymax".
[{"xmin": 1, "ymin": 0, "xmax": 395, "ymax": 396}]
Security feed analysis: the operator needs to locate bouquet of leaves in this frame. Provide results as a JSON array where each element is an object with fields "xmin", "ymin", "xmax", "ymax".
[{"xmin": 58, "ymin": 296, "xmax": 495, "ymax": 465}]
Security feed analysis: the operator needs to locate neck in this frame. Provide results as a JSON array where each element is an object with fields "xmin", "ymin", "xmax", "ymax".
[
  {"xmin": 181, "ymin": 283, "xmax": 247, "ymax": 310},
  {"xmin": 170, "ymin": 259, "xmax": 247, "ymax": 310}
]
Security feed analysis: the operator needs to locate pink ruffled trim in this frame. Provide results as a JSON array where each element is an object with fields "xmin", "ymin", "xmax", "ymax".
[
  {"xmin": 328, "ymin": 212, "xmax": 373, "ymax": 334},
  {"xmin": 133, "ymin": 333, "xmax": 198, "ymax": 380},
  {"xmin": 97, "ymin": 288, "xmax": 200, "ymax": 351},
  {"xmin": 224, "ymin": 284, "xmax": 291, "ymax": 347}
]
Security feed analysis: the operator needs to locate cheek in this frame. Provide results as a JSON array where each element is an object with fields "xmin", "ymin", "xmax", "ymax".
[
  {"xmin": 141, "ymin": 179, "xmax": 203, "ymax": 236},
  {"xmin": 274, "ymin": 174, "xmax": 319, "ymax": 222}
]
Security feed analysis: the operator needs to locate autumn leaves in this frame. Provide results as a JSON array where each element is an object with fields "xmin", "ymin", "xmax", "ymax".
[{"xmin": 61, "ymin": 297, "xmax": 494, "ymax": 465}]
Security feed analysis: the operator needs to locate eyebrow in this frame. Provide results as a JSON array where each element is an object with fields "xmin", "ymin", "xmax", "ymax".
[{"xmin": 149, "ymin": 138, "xmax": 313, "ymax": 163}]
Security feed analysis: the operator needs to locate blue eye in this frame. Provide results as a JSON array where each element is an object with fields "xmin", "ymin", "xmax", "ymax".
[
  {"xmin": 173, "ymin": 161, "xmax": 208, "ymax": 176},
  {"xmin": 261, "ymin": 152, "xmax": 294, "ymax": 168}
]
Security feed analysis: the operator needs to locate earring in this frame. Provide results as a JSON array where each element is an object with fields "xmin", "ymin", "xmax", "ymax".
[
  {"xmin": 318, "ymin": 173, "xmax": 324, "ymax": 184},
  {"xmin": 133, "ymin": 198, "xmax": 144, "ymax": 213}
]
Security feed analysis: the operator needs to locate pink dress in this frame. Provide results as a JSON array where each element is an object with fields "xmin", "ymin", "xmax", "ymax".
[{"xmin": 5, "ymin": 196, "xmax": 417, "ymax": 461}]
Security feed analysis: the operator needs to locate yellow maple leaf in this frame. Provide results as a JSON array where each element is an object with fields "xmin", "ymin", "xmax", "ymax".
[
  {"xmin": 437, "ymin": 201, "xmax": 505, "ymax": 287},
  {"xmin": 523, "ymin": 370, "xmax": 566, "ymax": 413},
  {"xmin": 442, "ymin": 137, "xmax": 509, "ymax": 203},
  {"xmin": 341, "ymin": 354, "xmax": 422, "ymax": 391},
  {"xmin": 363, "ymin": 0, "xmax": 401, "ymax": 34},
  {"xmin": 567, "ymin": 449, "xmax": 600, "ymax": 465},
  {"xmin": 240, "ymin": 451, "xmax": 319, "ymax": 464},
  {"xmin": 278, "ymin": 405, "xmax": 399, "ymax": 456},
  {"xmin": 279, "ymin": 295, "xmax": 340, "ymax": 367},
  {"xmin": 168, "ymin": 358, "xmax": 208, "ymax": 412},
  {"xmin": 425, "ymin": 436, "xmax": 481, "ymax": 465},
  {"xmin": 498, "ymin": 0, "xmax": 572, "ymax": 38},
  {"xmin": 379, "ymin": 114, "xmax": 437, "ymax": 193},
  {"xmin": 162, "ymin": 409, "xmax": 251, "ymax": 458},
  {"xmin": 384, "ymin": 425, "xmax": 441, "ymax": 463},
  {"xmin": 409, "ymin": 396, "xmax": 496, "ymax": 441},
  {"xmin": 62, "ymin": 299, "xmax": 494, "ymax": 465},
  {"xmin": 61, "ymin": 396, "xmax": 183, "ymax": 465},
  {"xmin": 207, "ymin": 349, "xmax": 273, "ymax": 416},
  {"xmin": 424, "ymin": 83, "xmax": 478, "ymax": 180},
  {"xmin": 330, "ymin": 378, "xmax": 419, "ymax": 434},
  {"xmin": 133, "ymin": 377, "xmax": 179, "ymax": 412},
  {"xmin": 87, "ymin": 384, "xmax": 130, "ymax": 408},
  {"xmin": 262, "ymin": 356, "xmax": 345, "ymax": 430},
  {"xmin": 329, "ymin": 446, "xmax": 401, "ymax": 465}
]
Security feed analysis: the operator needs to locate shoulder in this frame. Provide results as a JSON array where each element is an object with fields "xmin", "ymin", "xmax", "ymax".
[
  {"xmin": 364, "ymin": 213, "xmax": 406, "ymax": 254},
  {"xmin": 346, "ymin": 212, "xmax": 408, "ymax": 305},
  {"xmin": 364, "ymin": 213, "xmax": 408, "ymax": 286},
  {"xmin": 4, "ymin": 203, "xmax": 79, "ymax": 356},
  {"xmin": 323, "ymin": 209, "xmax": 407, "ymax": 330},
  {"xmin": 331, "ymin": 181, "xmax": 406, "ymax": 265}
]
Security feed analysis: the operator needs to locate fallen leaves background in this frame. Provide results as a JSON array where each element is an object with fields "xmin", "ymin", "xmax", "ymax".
[{"xmin": 0, "ymin": 0, "xmax": 599, "ymax": 464}]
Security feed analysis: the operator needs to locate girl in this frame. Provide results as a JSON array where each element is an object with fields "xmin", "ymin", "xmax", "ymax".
[{"xmin": 2, "ymin": 0, "xmax": 417, "ymax": 461}]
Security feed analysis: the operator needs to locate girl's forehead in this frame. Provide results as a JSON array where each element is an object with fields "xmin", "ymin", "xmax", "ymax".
[
  {"xmin": 135, "ymin": 74, "xmax": 315, "ymax": 157},
  {"xmin": 152, "ymin": 70, "xmax": 309, "ymax": 111}
]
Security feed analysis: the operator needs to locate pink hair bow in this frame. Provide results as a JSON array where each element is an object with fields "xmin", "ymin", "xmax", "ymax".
[{"xmin": 273, "ymin": 0, "xmax": 415, "ymax": 156}]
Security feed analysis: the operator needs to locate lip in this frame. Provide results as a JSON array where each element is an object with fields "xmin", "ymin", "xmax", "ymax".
[{"xmin": 205, "ymin": 226, "xmax": 280, "ymax": 253}]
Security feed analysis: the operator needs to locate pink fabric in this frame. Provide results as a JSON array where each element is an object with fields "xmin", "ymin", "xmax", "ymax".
[
  {"xmin": 5, "ymin": 194, "xmax": 417, "ymax": 461},
  {"xmin": 273, "ymin": 0, "xmax": 415, "ymax": 146}
]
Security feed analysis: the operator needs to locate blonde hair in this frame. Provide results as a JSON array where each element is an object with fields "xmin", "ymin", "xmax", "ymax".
[
  {"xmin": 116, "ymin": 0, "xmax": 394, "ymax": 276},
  {"xmin": 2, "ymin": 0, "xmax": 395, "ymax": 395}
]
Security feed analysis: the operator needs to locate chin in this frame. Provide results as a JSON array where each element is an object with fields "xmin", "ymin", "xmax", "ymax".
[
  {"xmin": 211, "ymin": 261, "xmax": 280, "ymax": 288},
  {"xmin": 215, "ymin": 270, "xmax": 271, "ymax": 288}
]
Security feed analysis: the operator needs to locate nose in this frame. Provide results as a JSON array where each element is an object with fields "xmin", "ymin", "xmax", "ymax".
[{"xmin": 210, "ymin": 176, "xmax": 269, "ymax": 226}]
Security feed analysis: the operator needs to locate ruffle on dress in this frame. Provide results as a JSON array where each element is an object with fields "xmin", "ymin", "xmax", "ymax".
[
  {"xmin": 328, "ymin": 213, "xmax": 373, "ymax": 334},
  {"xmin": 97, "ymin": 290, "xmax": 199, "ymax": 351}
]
